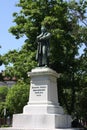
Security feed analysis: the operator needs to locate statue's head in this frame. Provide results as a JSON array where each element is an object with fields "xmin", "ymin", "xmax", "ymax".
[{"xmin": 41, "ymin": 26, "xmax": 46, "ymax": 33}]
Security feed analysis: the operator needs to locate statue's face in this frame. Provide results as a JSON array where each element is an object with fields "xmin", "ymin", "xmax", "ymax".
[{"xmin": 41, "ymin": 26, "xmax": 46, "ymax": 33}]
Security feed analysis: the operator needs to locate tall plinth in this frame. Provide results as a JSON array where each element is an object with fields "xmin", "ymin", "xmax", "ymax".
[{"xmin": 12, "ymin": 67, "xmax": 73, "ymax": 129}]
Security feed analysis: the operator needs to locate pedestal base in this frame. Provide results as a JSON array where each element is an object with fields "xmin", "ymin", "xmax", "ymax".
[
  {"xmin": 0, "ymin": 128, "xmax": 82, "ymax": 130},
  {"xmin": 12, "ymin": 113, "xmax": 71, "ymax": 129},
  {"xmin": 11, "ymin": 68, "xmax": 72, "ymax": 129}
]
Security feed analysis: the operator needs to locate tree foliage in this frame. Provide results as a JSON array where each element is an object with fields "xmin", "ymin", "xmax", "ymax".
[
  {"xmin": 0, "ymin": 86, "xmax": 8, "ymax": 117},
  {"xmin": 79, "ymin": 88, "xmax": 87, "ymax": 120},
  {"xmin": 5, "ymin": 80, "xmax": 29, "ymax": 115},
  {"xmin": 2, "ymin": 0, "xmax": 87, "ymax": 119}
]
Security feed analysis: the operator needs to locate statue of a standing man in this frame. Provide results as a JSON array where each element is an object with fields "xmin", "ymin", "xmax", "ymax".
[{"xmin": 36, "ymin": 26, "xmax": 51, "ymax": 67}]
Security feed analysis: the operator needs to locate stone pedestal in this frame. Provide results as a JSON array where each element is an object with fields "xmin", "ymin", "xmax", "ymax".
[
  {"xmin": 0, "ymin": 67, "xmax": 80, "ymax": 130},
  {"xmin": 12, "ymin": 67, "xmax": 72, "ymax": 129}
]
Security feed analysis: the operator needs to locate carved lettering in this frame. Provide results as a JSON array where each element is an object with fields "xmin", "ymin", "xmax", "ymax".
[{"xmin": 32, "ymin": 86, "xmax": 46, "ymax": 96}]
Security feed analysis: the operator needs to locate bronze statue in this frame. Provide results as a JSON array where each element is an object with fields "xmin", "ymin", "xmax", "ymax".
[{"xmin": 36, "ymin": 26, "xmax": 51, "ymax": 67}]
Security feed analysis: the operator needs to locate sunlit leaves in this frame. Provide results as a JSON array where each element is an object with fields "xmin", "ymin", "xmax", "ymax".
[
  {"xmin": 2, "ymin": 0, "xmax": 87, "ymax": 120},
  {"xmin": 6, "ymin": 80, "xmax": 29, "ymax": 114}
]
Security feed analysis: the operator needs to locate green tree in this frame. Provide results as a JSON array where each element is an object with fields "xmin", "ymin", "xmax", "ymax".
[
  {"xmin": 74, "ymin": 49, "xmax": 87, "ymax": 120},
  {"xmin": 3, "ymin": 49, "xmax": 36, "ymax": 81},
  {"xmin": 0, "ymin": 86, "xmax": 8, "ymax": 117},
  {"xmin": 3, "ymin": 0, "xmax": 80, "ymax": 82},
  {"xmin": 79, "ymin": 88, "xmax": 87, "ymax": 120},
  {"xmin": 6, "ymin": 80, "xmax": 29, "ymax": 115},
  {"xmin": 2, "ymin": 0, "xmax": 87, "ymax": 119}
]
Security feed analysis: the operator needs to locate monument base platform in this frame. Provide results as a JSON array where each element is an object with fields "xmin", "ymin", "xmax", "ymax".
[
  {"xmin": 12, "ymin": 113, "xmax": 71, "ymax": 129},
  {"xmin": 11, "ymin": 68, "xmax": 72, "ymax": 129},
  {"xmin": 0, "ymin": 127, "xmax": 83, "ymax": 130}
]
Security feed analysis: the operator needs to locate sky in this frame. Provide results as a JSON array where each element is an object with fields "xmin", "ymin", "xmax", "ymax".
[
  {"xmin": 0, "ymin": 0, "xmax": 25, "ymax": 71},
  {"xmin": 0, "ymin": 0, "xmax": 25, "ymax": 55}
]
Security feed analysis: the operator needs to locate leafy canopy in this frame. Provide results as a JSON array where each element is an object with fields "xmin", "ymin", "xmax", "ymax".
[
  {"xmin": 2, "ymin": 0, "xmax": 87, "ymax": 119},
  {"xmin": 6, "ymin": 80, "xmax": 29, "ymax": 115}
]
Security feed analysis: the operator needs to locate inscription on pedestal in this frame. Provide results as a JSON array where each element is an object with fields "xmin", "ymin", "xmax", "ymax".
[{"xmin": 32, "ymin": 86, "xmax": 46, "ymax": 96}]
